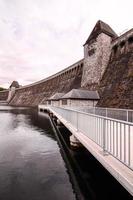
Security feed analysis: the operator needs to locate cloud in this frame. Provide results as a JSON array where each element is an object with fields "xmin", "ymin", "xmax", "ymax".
[{"xmin": 0, "ymin": 0, "xmax": 133, "ymax": 88}]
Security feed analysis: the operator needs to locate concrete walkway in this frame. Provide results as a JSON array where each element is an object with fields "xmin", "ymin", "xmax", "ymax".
[{"xmin": 39, "ymin": 105, "xmax": 133, "ymax": 196}]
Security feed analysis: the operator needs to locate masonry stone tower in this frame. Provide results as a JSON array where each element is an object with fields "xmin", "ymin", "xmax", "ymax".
[
  {"xmin": 7, "ymin": 81, "xmax": 20, "ymax": 102},
  {"xmin": 81, "ymin": 20, "xmax": 117, "ymax": 90}
]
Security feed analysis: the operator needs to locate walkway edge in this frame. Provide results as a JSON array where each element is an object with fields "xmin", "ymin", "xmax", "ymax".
[{"xmin": 50, "ymin": 108, "xmax": 133, "ymax": 196}]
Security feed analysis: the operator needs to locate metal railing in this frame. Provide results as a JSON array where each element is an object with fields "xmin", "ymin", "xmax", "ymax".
[
  {"xmin": 49, "ymin": 106, "xmax": 133, "ymax": 170},
  {"xmin": 62, "ymin": 106, "xmax": 133, "ymax": 122}
]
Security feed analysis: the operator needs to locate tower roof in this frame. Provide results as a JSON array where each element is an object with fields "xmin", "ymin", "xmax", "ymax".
[
  {"xmin": 84, "ymin": 20, "xmax": 118, "ymax": 45},
  {"xmin": 61, "ymin": 89, "xmax": 100, "ymax": 100},
  {"xmin": 9, "ymin": 81, "xmax": 19, "ymax": 88},
  {"xmin": 49, "ymin": 93, "xmax": 65, "ymax": 100}
]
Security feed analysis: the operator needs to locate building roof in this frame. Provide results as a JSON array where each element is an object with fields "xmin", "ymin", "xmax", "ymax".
[
  {"xmin": 49, "ymin": 93, "xmax": 65, "ymax": 100},
  {"xmin": 9, "ymin": 81, "xmax": 19, "ymax": 88},
  {"xmin": 84, "ymin": 20, "xmax": 118, "ymax": 45},
  {"xmin": 61, "ymin": 89, "xmax": 100, "ymax": 100}
]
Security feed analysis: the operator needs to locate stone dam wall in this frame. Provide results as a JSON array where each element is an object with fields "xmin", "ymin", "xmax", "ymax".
[
  {"xmin": 0, "ymin": 27, "xmax": 132, "ymax": 109},
  {"xmin": 98, "ymin": 52, "xmax": 133, "ymax": 108},
  {"xmin": 0, "ymin": 90, "xmax": 9, "ymax": 101},
  {"xmin": 8, "ymin": 59, "xmax": 84, "ymax": 106},
  {"xmin": 98, "ymin": 30, "xmax": 133, "ymax": 109}
]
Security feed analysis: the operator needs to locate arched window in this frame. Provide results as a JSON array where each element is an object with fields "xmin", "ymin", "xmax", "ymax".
[{"xmin": 120, "ymin": 41, "xmax": 125, "ymax": 48}]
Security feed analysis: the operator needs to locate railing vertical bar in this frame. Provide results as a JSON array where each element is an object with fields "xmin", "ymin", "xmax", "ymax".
[
  {"xmin": 112, "ymin": 121, "xmax": 115, "ymax": 155},
  {"xmin": 127, "ymin": 110, "xmax": 128, "ymax": 122},
  {"xmin": 124, "ymin": 124, "xmax": 126, "ymax": 163},
  {"xmin": 128, "ymin": 126, "xmax": 131, "ymax": 166},
  {"xmin": 77, "ymin": 111, "xmax": 78, "ymax": 131},
  {"xmin": 106, "ymin": 120, "xmax": 109, "ymax": 151},
  {"xmin": 95, "ymin": 115, "xmax": 97, "ymax": 141},
  {"xmin": 103, "ymin": 118, "xmax": 106, "ymax": 152},
  {"xmin": 97, "ymin": 117, "xmax": 99, "ymax": 144},
  {"xmin": 93, "ymin": 116, "xmax": 95, "ymax": 140},
  {"xmin": 99, "ymin": 118, "xmax": 101, "ymax": 145},
  {"xmin": 98, "ymin": 118, "xmax": 100, "ymax": 145},
  {"xmin": 94, "ymin": 116, "xmax": 95, "ymax": 141},
  {"xmin": 116, "ymin": 122, "xmax": 118, "ymax": 157},
  {"xmin": 110, "ymin": 120, "xmax": 112, "ymax": 153},
  {"xmin": 101, "ymin": 118, "xmax": 102, "ymax": 146},
  {"xmin": 90, "ymin": 115, "xmax": 91, "ymax": 139},
  {"xmin": 89, "ymin": 115, "xmax": 91, "ymax": 139},
  {"xmin": 120, "ymin": 123, "xmax": 122, "ymax": 161},
  {"xmin": 96, "ymin": 118, "xmax": 98, "ymax": 143},
  {"xmin": 92, "ymin": 117, "xmax": 95, "ymax": 141}
]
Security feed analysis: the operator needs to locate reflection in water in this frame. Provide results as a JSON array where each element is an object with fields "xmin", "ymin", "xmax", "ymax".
[
  {"xmin": 51, "ymin": 116, "xmax": 132, "ymax": 200},
  {"xmin": 0, "ymin": 106, "xmax": 132, "ymax": 200},
  {"xmin": 0, "ymin": 107, "xmax": 76, "ymax": 200}
]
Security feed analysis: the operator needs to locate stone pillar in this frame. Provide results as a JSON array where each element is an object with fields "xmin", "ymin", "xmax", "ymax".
[
  {"xmin": 70, "ymin": 134, "xmax": 82, "ymax": 149},
  {"xmin": 57, "ymin": 119, "xmax": 62, "ymax": 126},
  {"xmin": 7, "ymin": 87, "xmax": 16, "ymax": 103}
]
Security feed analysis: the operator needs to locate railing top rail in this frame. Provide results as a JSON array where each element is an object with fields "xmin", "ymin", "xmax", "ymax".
[
  {"xmin": 39, "ymin": 104, "xmax": 133, "ymax": 112},
  {"xmin": 95, "ymin": 106, "xmax": 133, "ymax": 112},
  {"xmin": 50, "ymin": 106, "xmax": 133, "ymax": 126},
  {"xmin": 68, "ymin": 106, "xmax": 133, "ymax": 112}
]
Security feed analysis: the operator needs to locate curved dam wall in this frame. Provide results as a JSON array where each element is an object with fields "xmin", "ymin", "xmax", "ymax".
[
  {"xmin": 9, "ymin": 59, "xmax": 84, "ymax": 106},
  {"xmin": 0, "ymin": 22, "xmax": 132, "ymax": 109}
]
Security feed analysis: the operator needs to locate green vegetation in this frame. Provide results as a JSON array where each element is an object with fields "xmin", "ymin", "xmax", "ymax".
[{"xmin": 0, "ymin": 87, "xmax": 6, "ymax": 91}]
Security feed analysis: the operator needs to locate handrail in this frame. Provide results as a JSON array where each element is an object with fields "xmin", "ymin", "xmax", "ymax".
[
  {"xmin": 56, "ymin": 106, "xmax": 133, "ymax": 122},
  {"xmin": 41, "ymin": 105, "xmax": 133, "ymax": 171},
  {"xmin": 46, "ymin": 105, "xmax": 133, "ymax": 125}
]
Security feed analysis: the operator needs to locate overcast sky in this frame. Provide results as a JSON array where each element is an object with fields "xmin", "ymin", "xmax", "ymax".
[{"xmin": 0, "ymin": 0, "xmax": 132, "ymax": 88}]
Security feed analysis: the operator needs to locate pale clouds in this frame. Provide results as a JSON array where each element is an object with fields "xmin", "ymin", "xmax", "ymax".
[{"xmin": 0, "ymin": 0, "xmax": 132, "ymax": 88}]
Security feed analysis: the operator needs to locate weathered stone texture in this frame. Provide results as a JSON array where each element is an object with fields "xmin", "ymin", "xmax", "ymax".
[
  {"xmin": 0, "ymin": 90, "xmax": 9, "ymax": 101},
  {"xmin": 10, "ymin": 62, "xmax": 83, "ymax": 106},
  {"xmin": 97, "ymin": 51, "xmax": 133, "ymax": 109},
  {"xmin": 81, "ymin": 33, "xmax": 111, "ymax": 90}
]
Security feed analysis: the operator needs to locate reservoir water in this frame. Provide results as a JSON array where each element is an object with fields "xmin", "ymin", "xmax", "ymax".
[
  {"xmin": 0, "ymin": 106, "xmax": 132, "ymax": 200},
  {"xmin": 0, "ymin": 106, "xmax": 75, "ymax": 200}
]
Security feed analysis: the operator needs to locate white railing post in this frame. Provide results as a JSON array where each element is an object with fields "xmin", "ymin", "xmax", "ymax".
[
  {"xmin": 103, "ymin": 118, "xmax": 106, "ymax": 153},
  {"xmin": 46, "ymin": 106, "xmax": 133, "ymax": 170},
  {"xmin": 127, "ymin": 110, "xmax": 128, "ymax": 122},
  {"xmin": 76, "ymin": 111, "xmax": 78, "ymax": 131},
  {"xmin": 94, "ymin": 106, "xmax": 95, "ymax": 115},
  {"xmin": 105, "ymin": 108, "xmax": 107, "ymax": 118}
]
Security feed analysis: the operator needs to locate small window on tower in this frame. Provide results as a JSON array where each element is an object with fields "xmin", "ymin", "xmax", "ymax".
[
  {"xmin": 113, "ymin": 45, "xmax": 118, "ymax": 55},
  {"xmin": 128, "ymin": 37, "xmax": 133, "ymax": 44},
  {"xmin": 120, "ymin": 41, "xmax": 125, "ymax": 48},
  {"xmin": 88, "ymin": 48, "xmax": 95, "ymax": 56}
]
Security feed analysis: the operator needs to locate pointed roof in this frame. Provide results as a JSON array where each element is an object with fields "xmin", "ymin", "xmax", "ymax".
[
  {"xmin": 49, "ymin": 93, "xmax": 65, "ymax": 100},
  {"xmin": 84, "ymin": 20, "xmax": 117, "ymax": 45},
  {"xmin": 61, "ymin": 89, "xmax": 100, "ymax": 100},
  {"xmin": 9, "ymin": 81, "xmax": 19, "ymax": 88}
]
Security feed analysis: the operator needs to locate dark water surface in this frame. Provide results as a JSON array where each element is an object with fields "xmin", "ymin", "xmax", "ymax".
[
  {"xmin": 0, "ymin": 106, "xmax": 76, "ymax": 200},
  {"xmin": 0, "ymin": 106, "xmax": 132, "ymax": 200}
]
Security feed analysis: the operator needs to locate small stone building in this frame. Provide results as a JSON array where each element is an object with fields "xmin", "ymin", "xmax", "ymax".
[
  {"xmin": 60, "ymin": 89, "xmax": 100, "ymax": 107},
  {"xmin": 48, "ymin": 93, "xmax": 65, "ymax": 106}
]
